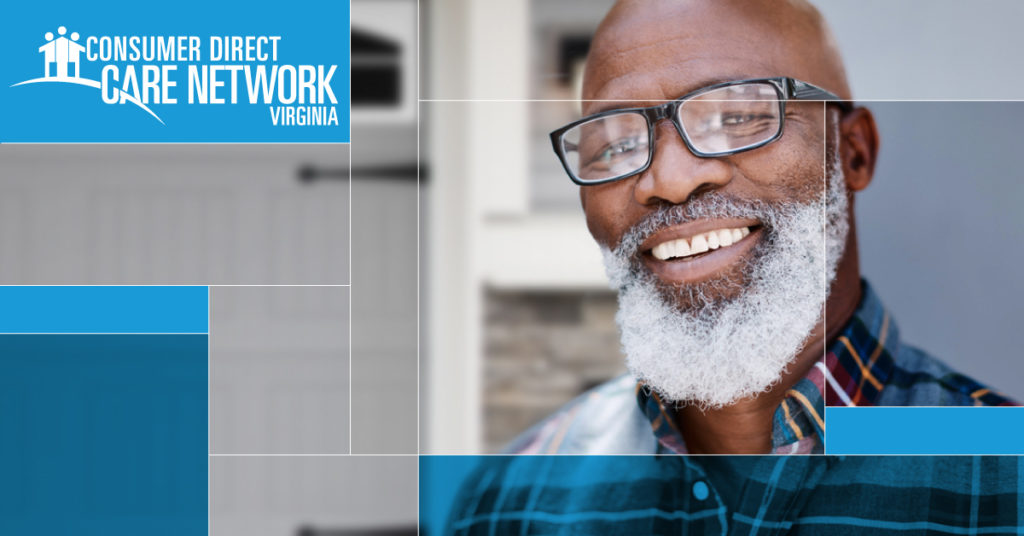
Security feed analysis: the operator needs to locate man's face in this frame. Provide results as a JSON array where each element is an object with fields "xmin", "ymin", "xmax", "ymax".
[
  {"xmin": 580, "ymin": 4, "xmax": 829, "ymax": 307},
  {"xmin": 579, "ymin": 1, "xmax": 849, "ymax": 407}
]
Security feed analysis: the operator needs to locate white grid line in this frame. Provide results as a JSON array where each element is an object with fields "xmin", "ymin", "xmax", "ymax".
[
  {"xmin": 417, "ymin": 98, "xmax": 1024, "ymax": 103},
  {"xmin": 207, "ymin": 285, "xmax": 211, "ymax": 536},
  {"xmin": 0, "ymin": 284, "xmax": 351, "ymax": 287},
  {"xmin": 416, "ymin": 0, "xmax": 423, "ymax": 532},
  {"xmin": 822, "ymin": 102, "xmax": 829, "ymax": 454},
  {"xmin": 349, "ymin": 73, "xmax": 355, "ymax": 459}
]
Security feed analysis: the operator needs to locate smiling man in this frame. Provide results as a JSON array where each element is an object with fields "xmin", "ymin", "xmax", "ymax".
[{"xmin": 506, "ymin": 0, "xmax": 1017, "ymax": 456}]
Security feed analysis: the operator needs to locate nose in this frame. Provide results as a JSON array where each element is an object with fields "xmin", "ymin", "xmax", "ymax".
[{"xmin": 632, "ymin": 120, "xmax": 733, "ymax": 206}]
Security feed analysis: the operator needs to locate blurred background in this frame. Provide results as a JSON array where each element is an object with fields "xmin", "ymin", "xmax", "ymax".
[
  {"xmin": 421, "ymin": 0, "xmax": 1024, "ymax": 455},
  {"xmin": 0, "ymin": 0, "xmax": 420, "ymax": 533}
]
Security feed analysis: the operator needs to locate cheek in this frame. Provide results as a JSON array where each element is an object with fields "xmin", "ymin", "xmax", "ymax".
[
  {"xmin": 734, "ymin": 119, "xmax": 826, "ymax": 202},
  {"xmin": 581, "ymin": 183, "xmax": 636, "ymax": 248}
]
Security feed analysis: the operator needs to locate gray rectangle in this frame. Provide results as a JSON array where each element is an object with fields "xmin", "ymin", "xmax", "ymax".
[
  {"xmin": 349, "ymin": 165, "xmax": 419, "ymax": 454},
  {"xmin": 211, "ymin": 285, "xmax": 350, "ymax": 455},
  {"xmin": 211, "ymin": 456, "xmax": 417, "ymax": 535},
  {"xmin": 0, "ymin": 145, "xmax": 349, "ymax": 285}
]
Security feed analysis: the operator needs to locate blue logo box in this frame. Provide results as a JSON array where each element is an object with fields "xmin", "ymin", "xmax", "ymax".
[{"xmin": 0, "ymin": 0, "xmax": 350, "ymax": 142}]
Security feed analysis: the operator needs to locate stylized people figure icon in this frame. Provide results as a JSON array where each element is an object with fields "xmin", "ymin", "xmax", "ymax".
[
  {"xmin": 39, "ymin": 26, "xmax": 85, "ymax": 79},
  {"xmin": 39, "ymin": 31, "xmax": 56, "ymax": 77},
  {"xmin": 67, "ymin": 31, "xmax": 85, "ymax": 78}
]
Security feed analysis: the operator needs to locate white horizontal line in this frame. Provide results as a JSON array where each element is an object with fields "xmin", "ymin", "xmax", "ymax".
[
  {"xmin": 0, "ymin": 142, "xmax": 352, "ymax": 145},
  {"xmin": 203, "ymin": 452, "xmax": 1020, "ymax": 458},
  {"xmin": 0, "ymin": 284, "xmax": 350, "ymax": 287},
  {"xmin": 210, "ymin": 453, "xmax": 415, "ymax": 457},
  {"xmin": 209, "ymin": 284, "xmax": 351, "ymax": 287},
  {"xmin": 418, "ymin": 98, "xmax": 1024, "ymax": 103}
]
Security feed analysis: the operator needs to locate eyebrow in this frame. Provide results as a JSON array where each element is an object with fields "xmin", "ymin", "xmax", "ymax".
[{"xmin": 583, "ymin": 74, "xmax": 759, "ymax": 115}]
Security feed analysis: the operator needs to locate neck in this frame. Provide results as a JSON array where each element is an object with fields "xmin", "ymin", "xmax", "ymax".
[{"xmin": 675, "ymin": 216, "xmax": 863, "ymax": 454}]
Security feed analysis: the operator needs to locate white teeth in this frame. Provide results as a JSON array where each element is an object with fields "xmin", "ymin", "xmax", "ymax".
[
  {"xmin": 707, "ymin": 231, "xmax": 720, "ymax": 250},
  {"xmin": 652, "ymin": 243, "xmax": 664, "ymax": 260},
  {"xmin": 649, "ymin": 226, "xmax": 752, "ymax": 261},
  {"xmin": 652, "ymin": 242, "xmax": 669, "ymax": 260},
  {"xmin": 675, "ymin": 239, "xmax": 691, "ymax": 257},
  {"xmin": 652, "ymin": 238, "xmax": 690, "ymax": 260},
  {"xmin": 690, "ymin": 234, "xmax": 709, "ymax": 254},
  {"xmin": 718, "ymin": 229, "xmax": 733, "ymax": 247}
]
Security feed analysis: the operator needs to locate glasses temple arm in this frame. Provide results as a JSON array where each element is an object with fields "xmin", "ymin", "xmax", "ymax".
[{"xmin": 789, "ymin": 79, "xmax": 854, "ymax": 111}]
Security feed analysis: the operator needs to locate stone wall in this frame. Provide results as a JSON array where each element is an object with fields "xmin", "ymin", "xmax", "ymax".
[{"xmin": 483, "ymin": 289, "xmax": 626, "ymax": 452}]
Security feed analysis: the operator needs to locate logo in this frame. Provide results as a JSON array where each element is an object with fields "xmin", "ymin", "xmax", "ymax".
[
  {"xmin": 13, "ymin": 26, "xmax": 163, "ymax": 122},
  {"xmin": 11, "ymin": 25, "xmax": 340, "ymax": 127}
]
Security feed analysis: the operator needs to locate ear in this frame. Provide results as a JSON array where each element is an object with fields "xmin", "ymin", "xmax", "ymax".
[{"xmin": 838, "ymin": 107, "xmax": 880, "ymax": 192}]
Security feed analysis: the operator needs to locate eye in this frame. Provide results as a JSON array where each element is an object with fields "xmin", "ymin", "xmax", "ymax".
[
  {"xmin": 594, "ymin": 136, "xmax": 644, "ymax": 163},
  {"xmin": 721, "ymin": 113, "xmax": 774, "ymax": 126}
]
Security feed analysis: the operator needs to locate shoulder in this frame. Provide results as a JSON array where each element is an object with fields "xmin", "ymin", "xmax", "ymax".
[
  {"xmin": 502, "ymin": 373, "xmax": 658, "ymax": 454},
  {"xmin": 878, "ymin": 344, "xmax": 1019, "ymax": 406}
]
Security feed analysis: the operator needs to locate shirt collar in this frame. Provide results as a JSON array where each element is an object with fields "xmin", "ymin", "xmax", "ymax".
[
  {"xmin": 635, "ymin": 367, "xmax": 826, "ymax": 455},
  {"xmin": 824, "ymin": 278, "xmax": 898, "ymax": 406}
]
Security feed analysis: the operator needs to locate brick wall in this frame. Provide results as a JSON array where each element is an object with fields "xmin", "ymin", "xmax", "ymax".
[{"xmin": 483, "ymin": 289, "xmax": 626, "ymax": 452}]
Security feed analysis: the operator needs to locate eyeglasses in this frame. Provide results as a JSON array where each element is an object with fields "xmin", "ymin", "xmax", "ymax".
[{"xmin": 550, "ymin": 77, "xmax": 852, "ymax": 185}]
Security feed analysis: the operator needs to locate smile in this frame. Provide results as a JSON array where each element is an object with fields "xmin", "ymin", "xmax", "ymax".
[
  {"xmin": 650, "ymin": 226, "xmax": 752, "ymax": 260},
  {"xmin": 638, "ymin": 219, "xmax": 764, "ymax": 285}
]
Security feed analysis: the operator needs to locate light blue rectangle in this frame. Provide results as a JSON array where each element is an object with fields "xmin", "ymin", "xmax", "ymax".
[
  {"xmin": 825, "ymin": 407, "xmax": 1024, "ymax": 455},
  {"xmin": 0, "ymin": 286, "xmax": 208, "ymax": 333},
  {"xmin": 0, "ymin": 0, "xmax": 350, "ymax": 142}
]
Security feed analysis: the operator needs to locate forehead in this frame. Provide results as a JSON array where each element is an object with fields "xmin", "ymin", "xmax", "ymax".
[{"xmin": 582, "ymin": 2, "xmax": 822, "ymax": 115}]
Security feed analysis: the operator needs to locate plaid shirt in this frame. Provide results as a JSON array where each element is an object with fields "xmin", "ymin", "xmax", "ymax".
[
  {"xmin": 506, "ymin": 279, "xmax": 1016, "ymax": 455},
  {"xmin": 825, "ymin": 279, "xmax": 1019, "ymax": 406},
  {"xmin": 444, "ymin": 455, "xmax": 1024, "ymax": 535}
]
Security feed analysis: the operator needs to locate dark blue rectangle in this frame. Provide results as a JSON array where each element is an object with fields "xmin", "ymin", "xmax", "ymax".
[
  {"xmin": 825, "ymin": 407, "xmax": 1024, "ymax": 454},
  {"xmin": 0, "ymin": 334, "xmax": 208, "ymax": 535},
  {"xmin": 0, "ymin": 286, "xmax": 207, "ymax": 333}
]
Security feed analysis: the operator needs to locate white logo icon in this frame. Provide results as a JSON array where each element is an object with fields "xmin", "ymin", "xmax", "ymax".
[
  {"xmin": 12, "ymin": 26, "xmax": 164, "ymax": 123},
  {"xmin": 40, "ymin": 26, "xmax": 86, "ymax": 79}
]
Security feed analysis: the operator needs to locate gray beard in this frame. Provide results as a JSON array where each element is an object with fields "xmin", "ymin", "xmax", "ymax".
[{"xmin": 601, "ymin": 156, "xmax": 849, "ymax": 409}]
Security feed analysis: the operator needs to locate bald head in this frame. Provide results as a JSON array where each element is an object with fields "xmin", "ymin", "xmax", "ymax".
[{"xmin": 582, "ymin": 0, "xmax": 851, "ymax": 110}]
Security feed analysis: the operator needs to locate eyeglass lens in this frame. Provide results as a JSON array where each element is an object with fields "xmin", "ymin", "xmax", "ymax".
[{"xmin": 560, "ymin": 82, "xmax": 783, "ymax": 183}]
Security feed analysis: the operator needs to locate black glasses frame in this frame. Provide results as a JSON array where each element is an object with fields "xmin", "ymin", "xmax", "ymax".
[{"xmin": 550, "ymin": 77, "xmax": 853, "ymax": 185}]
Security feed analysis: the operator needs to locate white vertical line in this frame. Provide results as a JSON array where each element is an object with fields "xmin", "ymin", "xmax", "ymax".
[
  {"xmin": 822, "ymin": 101, "xmax": 828, "ymax": 455},
  {"xmin": 347, "ymin": 0, "xmax": 354, "ymax": 455},
  {"xmin": 347, "ymin": 0, "xmax": 354, "ymax": 461},
  {"xmin": 416, "ymin": 2, "xmax": 422, "ymax": 458},
  {"xmin": 416, "ymin": 1, "xmax": 423, "ymax": 533},
  {"xmin": 348, "ymin": 0, "xmax": 354, "ymax": 147},
  {"xmin": 349, "ymin": 139, "xmax": 353, "ymax": 457},
  {"xmin": 207, "ymin": 284, "xmax": 212, "ymax": 536},
  {"xmin": 347, "ymin": 0, "xmax": 354, "ymax": 460}
]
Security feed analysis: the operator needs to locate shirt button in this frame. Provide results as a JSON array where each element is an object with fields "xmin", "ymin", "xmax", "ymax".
[{"xmin": 692, "ymin": 481, "xmax": 709, "ymax": 501}]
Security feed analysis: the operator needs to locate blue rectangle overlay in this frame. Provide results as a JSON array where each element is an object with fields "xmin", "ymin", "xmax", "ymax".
[
  {"xmin": 826, "ymin": 407, "xmax": 1024, "ymax": 455},
  {"xmin": 0, "ymin": 0, "xmax": 350, "ymax": 142},
  {"xmin": 0, "ymin": 286, "xmax": 207, "ymax": 333},
  {"xmin": 0, "ymin": 335, "xmax": 208, "ymax": 535}
]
